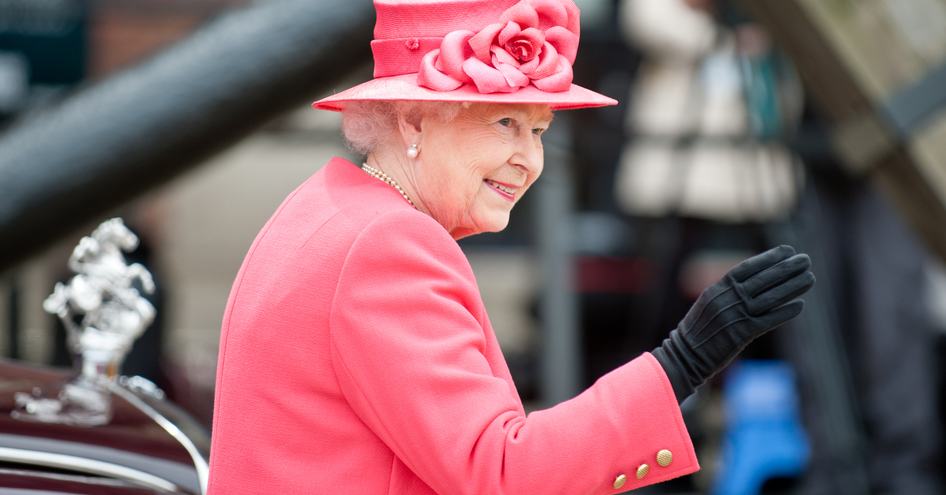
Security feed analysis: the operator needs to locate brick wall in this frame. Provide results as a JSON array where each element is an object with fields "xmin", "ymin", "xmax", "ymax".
[{"xmin": 88, "ymin": 0, "xmax": 246, "ymax": 78}]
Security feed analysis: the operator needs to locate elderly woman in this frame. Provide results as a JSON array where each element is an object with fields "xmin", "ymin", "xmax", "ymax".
[{"xmin": 207, "ymin": 0, "xmax": 814, "ymax": 493}]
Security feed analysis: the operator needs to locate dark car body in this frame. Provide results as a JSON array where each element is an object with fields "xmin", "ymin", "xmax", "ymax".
[{"xmin": 0, "ymin": 359, "xmax": 209, "ymax": 494}]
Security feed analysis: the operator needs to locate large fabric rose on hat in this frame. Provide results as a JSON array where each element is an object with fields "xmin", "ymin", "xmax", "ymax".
[{"xmin": 417, "ymin": 0, "xmax": 580, "ymax": 94}]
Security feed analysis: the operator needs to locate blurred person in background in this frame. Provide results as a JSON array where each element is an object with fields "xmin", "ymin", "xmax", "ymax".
[
  {"xmin": 206, "ymin": 0, "xmax": 814, "ymax": 493},
  {"xmin": 616, "ymin": 0, "xmax": 944, "ymax": 493},
  {"xmin": 615, "ymin": 0, "xmax": 803, "ymax": 286},
  {"xmin": 793, "ymin": 139, "xmax": 945, "ymax": 495}
]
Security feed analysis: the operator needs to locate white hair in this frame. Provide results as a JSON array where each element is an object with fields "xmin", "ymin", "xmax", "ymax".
[{"xmin": 340, "ymin": 100, "xmax": 466, "ymax": 156}]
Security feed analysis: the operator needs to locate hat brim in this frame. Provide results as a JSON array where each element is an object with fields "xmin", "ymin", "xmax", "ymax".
[{"xmin": 312, "ymin": 73, "xmax": 618, "ymax": 112}]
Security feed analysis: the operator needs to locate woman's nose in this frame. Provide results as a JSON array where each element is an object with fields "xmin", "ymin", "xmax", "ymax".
[{"xmin": 512, "ymin": 133, "xmax": 544, "ymax": 176}]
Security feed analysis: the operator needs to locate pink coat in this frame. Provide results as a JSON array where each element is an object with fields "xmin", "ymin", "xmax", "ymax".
[{"xmin": 208, "ymin": 157, "xmax": 699, "ymax": 494}]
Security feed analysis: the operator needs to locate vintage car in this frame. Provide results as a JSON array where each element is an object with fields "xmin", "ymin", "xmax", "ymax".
[
  {"xmin": 0, "ymin": 218, "xmax": 209, "ymax": 494},
  {"xmin": 0, "ymin": 361, "xmax": 209, "ymax": 494}
]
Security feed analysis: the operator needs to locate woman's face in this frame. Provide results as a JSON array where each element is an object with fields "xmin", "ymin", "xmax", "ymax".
[{"xmin": 411, "ymin": 103, "xmax": 552, "ymax": 239}]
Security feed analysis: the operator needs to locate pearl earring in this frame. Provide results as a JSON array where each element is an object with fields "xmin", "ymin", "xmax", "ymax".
[{"xmin": 406, "ymin": 143, "xmax": 419, "ymax": 158}]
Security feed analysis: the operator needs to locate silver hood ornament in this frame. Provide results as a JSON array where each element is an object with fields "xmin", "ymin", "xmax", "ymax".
[{"xmin": 14, "ymin": 218, "xmax": 156, "ymax": 426}]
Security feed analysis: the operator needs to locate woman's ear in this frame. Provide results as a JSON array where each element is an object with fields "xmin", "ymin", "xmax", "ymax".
[{"xmin": 395, "ymin": 106, "xmax": 424, "ymax": 149}]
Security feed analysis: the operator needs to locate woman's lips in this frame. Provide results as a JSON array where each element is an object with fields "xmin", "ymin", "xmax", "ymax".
[{"xmin": 484, "ymin": 179, "xmax": 518, "ymax": 201}]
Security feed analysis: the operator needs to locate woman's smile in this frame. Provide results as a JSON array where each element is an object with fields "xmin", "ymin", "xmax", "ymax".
[{"xmin": 484, "ymin": 178, "xmax": 519, "ymax": 201}]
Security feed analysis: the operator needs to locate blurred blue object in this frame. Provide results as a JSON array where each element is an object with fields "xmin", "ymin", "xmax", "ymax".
[{"xmin": 712, "ymin": 360, "xmax": 809, "ymax": 495}]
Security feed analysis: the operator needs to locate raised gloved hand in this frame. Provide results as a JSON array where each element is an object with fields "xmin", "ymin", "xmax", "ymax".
[{"xmin": 652, "ymin": 245, "xmax": 815, "ymax": 402}]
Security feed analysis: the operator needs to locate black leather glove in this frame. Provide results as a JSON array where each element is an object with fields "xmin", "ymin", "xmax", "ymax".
[{"xmin": 652, "ymin": 245, "xmax": 815, "ymax": 402}]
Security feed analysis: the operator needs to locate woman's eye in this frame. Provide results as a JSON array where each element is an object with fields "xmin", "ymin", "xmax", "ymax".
[
  {"xmin": 498, "ymin": 118, "xmax": 513, "ymax": 127},
  {"xmin": 532, "ymin": 127, "xmax": 546, "ymax": 136}
]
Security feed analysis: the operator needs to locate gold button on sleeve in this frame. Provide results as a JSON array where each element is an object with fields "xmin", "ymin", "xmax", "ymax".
[
  {"xmin": 636, "ymin": 464, "xmax": 650, "ymax": 479},
  {"xmin": 657, "ymin": 449, "xmax": 673, "ymax": 467},
  {"xmin": 612, "ymin": 474, "xmax": 627, "ymax": 490}
]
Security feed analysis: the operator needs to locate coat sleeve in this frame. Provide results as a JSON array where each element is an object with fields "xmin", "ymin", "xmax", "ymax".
[{"xmin": 328, "ymin": 210, "xmax": 699, "ymax": 495}]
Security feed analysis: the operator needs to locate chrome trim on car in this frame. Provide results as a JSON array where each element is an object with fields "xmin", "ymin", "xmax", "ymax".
[
  {"xmin": 0, "ymin": 446, "xmax": 180, "ymax": 492},
  {"xmin": 107, "ymin": 381, "xmax": 209, "ymax": 495},
  {"xmin": 0, "ymin": 466, "xmax": 155, "ymax": 489}
]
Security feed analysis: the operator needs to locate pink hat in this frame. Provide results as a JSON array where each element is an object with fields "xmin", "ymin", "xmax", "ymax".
[{"xmin": 312, "ymin": 0, "xmax": 618, "ymax": 112}]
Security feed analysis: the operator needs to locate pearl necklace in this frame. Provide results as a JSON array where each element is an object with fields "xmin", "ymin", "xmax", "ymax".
[{"xmin": 361, "ymin": 163, "xmax": 417, "ymax": 209}]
